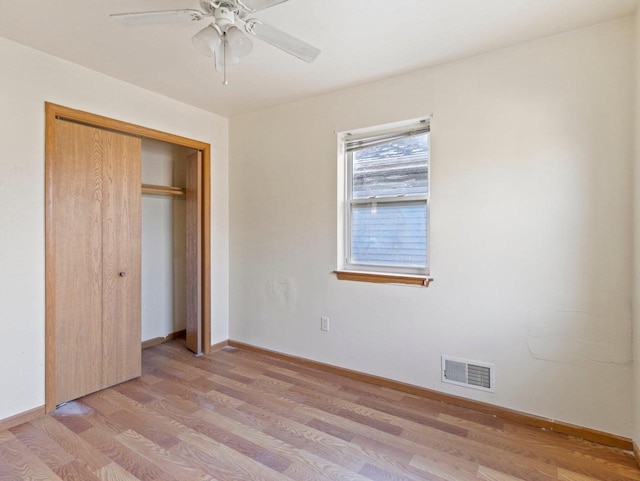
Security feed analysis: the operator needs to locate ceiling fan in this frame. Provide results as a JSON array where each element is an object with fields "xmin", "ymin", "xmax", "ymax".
[{"xmin": 111, "ymin": 0, "xmax": 320, "ymax": 84}]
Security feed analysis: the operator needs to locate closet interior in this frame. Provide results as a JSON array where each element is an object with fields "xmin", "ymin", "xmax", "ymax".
[{"xmin": 141, "ymin": 138, "xmax": 198, "ymax": 347}]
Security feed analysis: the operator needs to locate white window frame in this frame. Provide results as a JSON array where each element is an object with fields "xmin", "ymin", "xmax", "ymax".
[{"xmin": 337, "ymin": 117, "xmax": 431, "ymax": 277}]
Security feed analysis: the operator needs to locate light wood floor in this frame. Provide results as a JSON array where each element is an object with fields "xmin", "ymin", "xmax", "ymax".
[{"xmin": 1, "ymin": 340, "xmax": 639, "ymax": 481}]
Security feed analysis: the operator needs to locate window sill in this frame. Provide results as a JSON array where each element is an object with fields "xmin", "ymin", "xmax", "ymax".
[{"xmin": 334, "ymin": 270, "xmax": 433, "ymax": 287}]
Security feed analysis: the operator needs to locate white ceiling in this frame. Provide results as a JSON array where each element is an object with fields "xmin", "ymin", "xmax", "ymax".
[{"xmin": 0, "ymin": 0, "xmax": 637, "ymax": 117}]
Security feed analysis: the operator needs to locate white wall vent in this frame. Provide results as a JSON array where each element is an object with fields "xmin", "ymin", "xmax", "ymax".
[{"xmin": 441, "ymin": 356, "xmax": 495, "ymax": 392}]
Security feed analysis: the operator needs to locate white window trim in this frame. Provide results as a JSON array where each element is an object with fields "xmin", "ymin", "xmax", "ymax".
[{"xmin": 337, "ymin": 117, "xmax": 431, "ymax": 279}]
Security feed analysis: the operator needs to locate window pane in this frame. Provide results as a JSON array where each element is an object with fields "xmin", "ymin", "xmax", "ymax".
[
  {"xmin": 351, "ymin": 201, "xmax": 427, "ymax": 268},
  {"xmin": 352, "ymin": 133, "xmax": 429, "ymax": 199}
]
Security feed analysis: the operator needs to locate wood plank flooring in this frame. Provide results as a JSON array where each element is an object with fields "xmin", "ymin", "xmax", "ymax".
[{"xmin": 1, "ymin": 340, "xmax": 639, "ymax": 481}]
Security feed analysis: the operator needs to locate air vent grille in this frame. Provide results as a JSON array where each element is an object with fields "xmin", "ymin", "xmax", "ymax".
[
  {"xmin": 442, "ymin": 356, "xmax": 494, "ymax": 392},
  {"xmin": 468, "ymin": 364, "xmax": 491, "ymax": 389},
  {"xmin": 444, "ymin": 359, "xmax": 466, "ymax": 383}
]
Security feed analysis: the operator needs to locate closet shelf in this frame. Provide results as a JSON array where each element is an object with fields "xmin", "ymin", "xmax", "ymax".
[{"xmin": 141, "ymin": 184, "xmax": 186, "ymax": 197}]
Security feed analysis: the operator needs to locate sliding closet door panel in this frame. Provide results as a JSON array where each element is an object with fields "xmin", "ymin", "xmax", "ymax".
[
  {"xmin": 185, "ymin": 151, "xmax": 202, "ymax": 354},
  {"xmin": 51, "ymin": 119, "xmax": 141, "ymax": 407},
  {"xmin": 52, "ymin": 121, "xmax": 105, "ymax": 406},
  {"xmin": 102, "ymin": 134, "xmax": 142, "ymax": 387}
]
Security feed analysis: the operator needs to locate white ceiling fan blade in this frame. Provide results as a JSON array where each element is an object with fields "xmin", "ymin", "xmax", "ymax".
[
  {"xmin": 248, "ymin": 21, "xmax": 320, "ymax": 63},
  {"xmin": 111, "ymin": 10, "xmax": 207, "ymax": 27},
  {"xmin": 240, "ymin": 0, "xmax": 289, "ymax": 12}
]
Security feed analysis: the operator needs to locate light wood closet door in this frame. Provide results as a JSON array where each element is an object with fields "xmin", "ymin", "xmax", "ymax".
[
  {"xmin": 50, "ymin": 120, "xmax": 141, "ymax": 407},
  {"xmin": 185, "ymin": 151, "xmax": 202, "ymax": 354},
  {"xmin": 101, "ymin": 126, "xmax": 142, "ymax": 388}
]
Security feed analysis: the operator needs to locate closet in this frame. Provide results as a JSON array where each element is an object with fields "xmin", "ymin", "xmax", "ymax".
[
  {"xmin": 45, "ymin": 103, "xmax": 211, "ymax": 412},
  {"xmin": 140, "ymin": 139, "xmax": 200, "ymax": 352}
]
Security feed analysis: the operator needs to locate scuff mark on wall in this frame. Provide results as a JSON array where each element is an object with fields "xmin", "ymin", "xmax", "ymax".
[
  {"xmin": 527, "ymin": 291, "xmax": 631, "ymax": 364},
  {"xmin": 266, "ymin": 274, "xmax": 297, "ymax": 310}
]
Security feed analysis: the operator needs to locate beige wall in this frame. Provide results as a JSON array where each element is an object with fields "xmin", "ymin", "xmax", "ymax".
[
  {"xmin": 230, "ymin": 18, "xmax": 634, "ymax": 436},
  {"xmin": 0, "ymin": 37, "xmax": 229, "ymax": 421}
]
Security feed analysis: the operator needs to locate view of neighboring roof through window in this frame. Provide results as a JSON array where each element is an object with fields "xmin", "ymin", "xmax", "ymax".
[{"xmin": 339, "ymin": 119, "xmax": 430, "ymax": 281}]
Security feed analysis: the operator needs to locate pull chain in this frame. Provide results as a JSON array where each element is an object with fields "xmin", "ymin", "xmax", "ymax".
[{"xmin": 222, "ymin": 32, "xmax": 228, "ymax": 86}]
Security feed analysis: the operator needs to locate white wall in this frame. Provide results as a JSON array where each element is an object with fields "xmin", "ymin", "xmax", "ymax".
[
  {"xmin": 0, "ymin": 37, "xmax": 229, "ymax": 421},
  {"xmin": 230, "ymin": 18, "xmax": 634, "ymax": 436},
  {"xmin": 142, "ymin": 194, "xmax": 182, "ymax": 341}
]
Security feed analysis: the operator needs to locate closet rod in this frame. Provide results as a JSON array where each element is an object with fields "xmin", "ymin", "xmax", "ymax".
[{"xmin": 141, "ymin": 184, "xmax": 186, "ymax": 196}]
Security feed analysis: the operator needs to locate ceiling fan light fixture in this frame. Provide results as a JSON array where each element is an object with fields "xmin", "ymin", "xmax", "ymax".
[
  {"xmin": 225, "ymin": 26, "xmax": 253, "ymax": 58},
  {"xmin": 215, "ymin": 42, "xmax": 240, "ymax": 72},
  {"xmin": 191, "ymin": 24, "xmax": 221, "ymax": 57}
]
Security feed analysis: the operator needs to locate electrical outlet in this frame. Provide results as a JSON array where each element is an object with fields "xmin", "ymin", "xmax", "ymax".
[{"xmin": 321, "ymin": 316, "xmax": 330, "ymax": 332}]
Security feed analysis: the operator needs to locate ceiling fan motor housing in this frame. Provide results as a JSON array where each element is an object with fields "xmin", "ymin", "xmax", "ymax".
[
  {"xmin": 214, "ymin": 7, "xmax": 236, "ymax": 29},
  {"xmin": 200, "ymin": 0, "xmax": 244, "ymax": 14}
]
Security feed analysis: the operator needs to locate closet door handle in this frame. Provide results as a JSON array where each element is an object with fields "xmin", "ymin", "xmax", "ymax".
[{"xmin": 119, "ymin": 272, "xmax": 127, "ymax": 277}]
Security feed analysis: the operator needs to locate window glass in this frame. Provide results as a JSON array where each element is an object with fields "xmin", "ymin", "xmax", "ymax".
[
  {"xmin": 351, "ymin": 201, "xmax": 427, "ymax": 268},
  {"xmin": 352, "ymin": 135, "xmax": 429, "ymax": 199}
]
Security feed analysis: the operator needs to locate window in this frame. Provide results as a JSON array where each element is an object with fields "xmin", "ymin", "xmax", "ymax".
[{"xmin": 337, "ymin": 119, "xmax": 431, "ymax": 284}]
